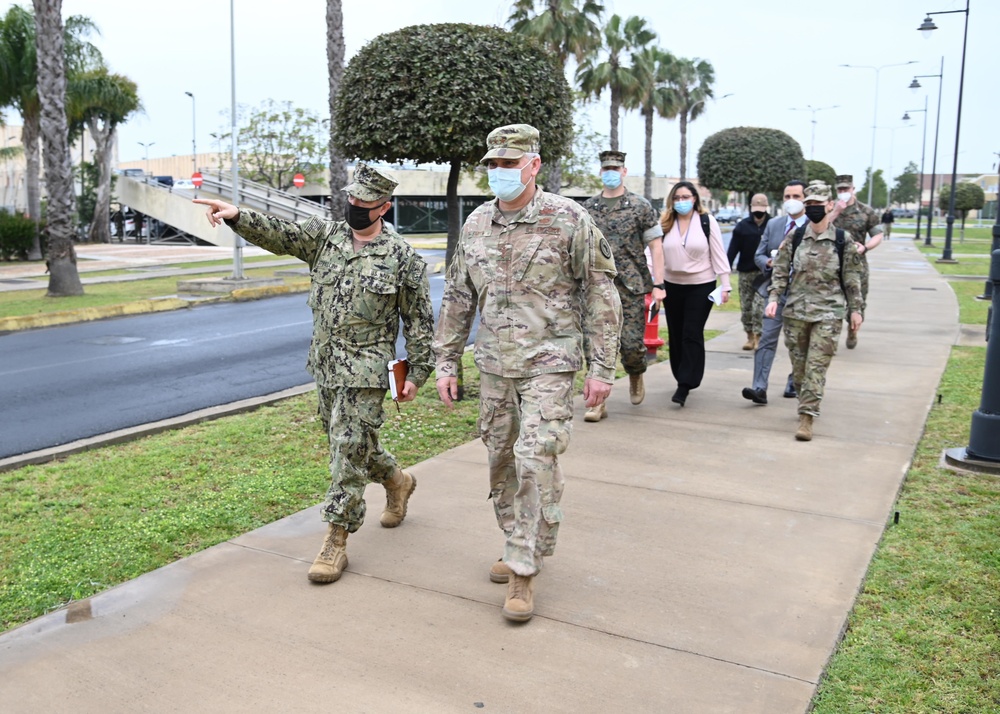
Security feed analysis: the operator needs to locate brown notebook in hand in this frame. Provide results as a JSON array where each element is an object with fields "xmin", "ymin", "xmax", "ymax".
[{"xmin": 388, "ymin": 359, "xmax": 409, "ymax": 411}]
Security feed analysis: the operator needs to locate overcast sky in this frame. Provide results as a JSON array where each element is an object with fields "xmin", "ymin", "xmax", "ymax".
[{"xmin": 29, "ymin": 0, "xmax": 999, "ymax": 186}]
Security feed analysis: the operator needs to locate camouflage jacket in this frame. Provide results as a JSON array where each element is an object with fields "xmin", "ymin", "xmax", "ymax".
[
  {"xmin": 228, "ymin": 209, "xmax": 434, "ymax": 389},
  {"xmin": 769, "ymin": 224, "xmax": 863, "ymax": 322},
  {"xmin": 434, "ymin": 188, "xmax": 622, "ymax": 383},
  {"xmin": 582, "ymin": 189, "xmax": 660, "ymax": 294},
  {"xmin": 833, "ymin": 200, "xmax": 882, "ymax": 259}
]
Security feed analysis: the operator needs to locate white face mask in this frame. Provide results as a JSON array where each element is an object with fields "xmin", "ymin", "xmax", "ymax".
[
  {"xmin": 838, "ymin": 192, "xmax": 852, "ymax": 202},
  {"xmin": 782, "ymin": 199, "xmax": 804, "ymax": 216}
]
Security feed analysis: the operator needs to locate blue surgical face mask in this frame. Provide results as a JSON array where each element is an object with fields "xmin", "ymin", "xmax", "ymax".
[
  {"xmin": 487, "ymin": 166, "xmax": 527, "ymax": 202},
  {"xmin": 674, "ymin": 200, "xmax": 694, "ymax": 216},
  {"xmin": 601, "ymin": 170, "xmax": 622, "ymax": 189}
]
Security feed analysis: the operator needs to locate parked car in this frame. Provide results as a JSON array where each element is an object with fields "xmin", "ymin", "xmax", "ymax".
[
  {"xmin": 714, "ymin": 207, "xmax": 741, "ymax": 224},
  {"xmin": 894, "ymin": 208, "xmax": 916, "ymax": 219},
  {"xmin": 172, "ymin": 179, "xmax": 196, "ymax": 190}
]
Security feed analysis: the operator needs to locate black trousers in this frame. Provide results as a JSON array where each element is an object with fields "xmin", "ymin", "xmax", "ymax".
[{"xmin": 663, "ymin": 280, "xmax": 716, "ymax": 389}]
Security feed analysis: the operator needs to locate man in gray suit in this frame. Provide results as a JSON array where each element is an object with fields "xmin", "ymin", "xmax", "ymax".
[{"xmin": 741, "ymin": 179, "xmax": 808, "ymax": 404}]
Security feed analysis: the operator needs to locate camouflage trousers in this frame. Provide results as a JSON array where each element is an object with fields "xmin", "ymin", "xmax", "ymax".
[
  {"xmin": 617, "ymin": 281, "xmax": 649, "ymax": 375},
  {"xmin": 846, "ymin": 254, "xmax": 869, "ymax": 323},
  {"xmin": 478, "ymin": 371, "xmax": 574, "ymax": 577},
  {"xmin": 317, "ymin": 386, "xmax": 398, "ymax": 533},
  {"xmin": 782, "ymin": 317, "xmax": 843, "ymax": 417},
  {"xmin": 738, "ymin": 270, "xmax": 763, "ymax": 335}
]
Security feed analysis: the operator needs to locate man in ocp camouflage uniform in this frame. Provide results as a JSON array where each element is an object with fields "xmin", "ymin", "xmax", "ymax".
[
  {"xmin": 434, "ymin": 124, "xmax": 621, "ymax": 623},
  {"xmin": 581, "ymin": 150, "xmax": 664, "ymax": 422},
  {"xmin": 831, "ymin": 173, "xmax": 882, "ymax": 349},
  {"xmin": 194, "ymin": 163, "xmax": 434, "ymax": 585}
]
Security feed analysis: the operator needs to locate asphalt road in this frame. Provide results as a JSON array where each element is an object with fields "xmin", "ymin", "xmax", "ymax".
[{"xmin": 0, "ymin": 251, "xmax": 459, "ymax": 459}]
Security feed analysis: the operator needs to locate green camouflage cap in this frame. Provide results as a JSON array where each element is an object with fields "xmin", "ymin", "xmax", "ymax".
[
  {"xmin": 834, "ymin": 174, "xmax": 853, "ymax": 188},
  {"xmin": 599, "ymin": 150, "xmax": 626, "ymax": 168},
  {"xmin": 480, "ymin": 124, "xmax": 540, "ymax": 164},
  {"xmin": 804, "ymin": 180, "xmax": 833, "ymax": 203},
  {"xmin": 342, "ymin": 162, "xmax": 398, "ymax": 202}
]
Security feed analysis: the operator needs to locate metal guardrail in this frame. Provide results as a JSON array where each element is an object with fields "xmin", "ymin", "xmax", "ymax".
[{"xmin": 199, "ymin": 170, "xmax": 329, "ymax": 222}]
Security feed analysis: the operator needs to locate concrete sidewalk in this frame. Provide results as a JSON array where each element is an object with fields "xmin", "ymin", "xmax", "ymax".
[{"xmin": 0, "ymin": 239, "xmax": 958, "ymax": 713}]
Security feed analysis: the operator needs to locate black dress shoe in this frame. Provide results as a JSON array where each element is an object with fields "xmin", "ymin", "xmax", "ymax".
[
  {"xmin": 742, "ymin": 387, "xmax": 767, "ymax": 405},
  {"xmin": 783, "ymin": 384, "xmax": 797, "ymax": 398},
  {"xmin": 671, "ymin": 386, "xmax": 689, "ymax": 406}
]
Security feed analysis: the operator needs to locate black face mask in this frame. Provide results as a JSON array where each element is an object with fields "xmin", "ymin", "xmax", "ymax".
[
  {"xmin": 752, "ymin": 211, "xmax": 767, "ymax": 219},
  {"xmin": 345, "ymin": 201, "xmax": 383, "ymax": 230},
  {"xmin": 804, "ymin": 205, "xmax": 827, "ymax": 224}
]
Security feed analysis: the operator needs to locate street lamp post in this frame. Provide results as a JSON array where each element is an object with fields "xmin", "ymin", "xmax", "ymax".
[
  {"xmin": 789, "ymin": 104, "xmax": 839, "ymax": 160},
  {"xmin": 918, "ymin": 1, "xmax": 970, "ymax": 263},
  {"xmin": 137, "ymin": 141, "xmax": 154, "ymax": 179},
  {"xmin": 884, "ymin": 124, "xmax": 916, "ymax": 207},
  {"xmin": 980, "ymin": 154, "xmax": 1000, "ymax": 301},
  {"xmin": 840, "ymin": 61, "xmax": 917, "ymax": 206},
  {"xmin": 184, "ymin": 91, "xmax": 196, "ymax": 176},
  {"xmin": 902, "ymin": 98, "xmax": 929, "ymax": 239},
  {"xmin": 229, "ymin": 0, "xmax": 244, "ymax": 280},
  {"xmin": 909, "ymin": 57, "xmax": 945, "ymax": 246}
]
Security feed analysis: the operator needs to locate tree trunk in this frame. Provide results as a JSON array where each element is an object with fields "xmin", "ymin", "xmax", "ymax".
[
  {"xmin": 643, "ymin": 107, "xmax": 653, "ymax": 201},
  {"xmin": 33, "ymin": 0, "xmax": 82, "ymax": 296},
  {"xmin": 22, "ymin": 111, "xmax": 43, "ymax": 260},
  {"xmin": 326, "ymin": 0, "xmax": 348, "ymax": 221},
  {"xmin": 609, "ymin": 86, "xmax": 620, "ymax": 151},
  {"xmin": 445, "ymin": 158, "xmax": 462, "ymax": 268},
  {"xmin": 87, "ymin": 117, "xmax": 114, "ymax": 244},
  {"xmin": 544, "ymin": 156, "xmax": 563, "ymax": 195},
  {"xmin": 679, "ymin": 110, "xmax": 689, "ymax": 180}
]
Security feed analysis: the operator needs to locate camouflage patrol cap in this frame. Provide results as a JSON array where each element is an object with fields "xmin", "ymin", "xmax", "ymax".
[
  {"xmin": 834, "ymin": 174, "xmax": 853, "ymax": 188},
  {"xmin": 804, "ymin": 180, "xmax": 833, "ymax": 203},
  {"xmin": 480, "ymin": 124, "xmax": 541, "ymax": 164},
  {"xmin": 342, "ymin": 162, "xmax": 398, "ymax": 202},
  {"xmin": 599, "ymin": 150, "xmax": 626, "ymax": 168}
]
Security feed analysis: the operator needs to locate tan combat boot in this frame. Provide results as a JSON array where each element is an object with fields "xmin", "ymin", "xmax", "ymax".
[
  {"xmin": 380, "ymin": 468, "xmax": 417, "ymax": 528},
  {"xmin": 629, "ymin": 373, "xmax": 645, "ymax": 405},
  {"xmin": 307, "ymin": 524, "xmax": 348, "ymax": 583},
  {"xmin": 490, "ymin": 558, "xmax": 513, "ymax": 584},
  {"xmin": 583, "ymin": 402, "xmax": 607, "ymax": 422},
  {"xmin": 742, "ymin": 331, "xmax": 755, "ymax": 350},
  {"xmin": 795, "ymin": 414, "xmax": 814, "ymax": 442},
  {"xmin": 502, "ymin": 573, "xmax": 535, "ymax": 622},
  {"xmin": 752, "ymin": 333, "xmax": 761, "ymax": 350}
]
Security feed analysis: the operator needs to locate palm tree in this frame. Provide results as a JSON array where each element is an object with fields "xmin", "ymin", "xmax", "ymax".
[
  {"xmin": 509, "ymin": 0, "xmax": 604, "ymax": 193},
  {"xmin": 663, "ymin": 57, "xmax": 715, "ymax": 180},
  {"xmin": 33, "ymin": 0, "xmax": 82, "ymax": 295},
  {"xmin": 68, "ymin": 69, "xmax": 140, "ymax": 243},
  {"xmin": 0, "ymin": 5, "xmax": 99, "ymax": 260},
  {"xmin": 326, "ymin": 0, "xmax": 348, "ymax": 220},
  {"xmin": 576, "ymin": 14, "xmax": 656, "ymax": 152},
  {"xmin": 631, "ymin": 46, "xmax": 677, "ymax": 200}
]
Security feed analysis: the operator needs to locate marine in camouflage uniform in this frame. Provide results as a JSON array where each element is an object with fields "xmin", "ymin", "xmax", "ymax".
[
  {"xmin": 210, "ymin": 163, "xmax": 434, "ymax": 582},
  {"xmin": 832, "ymin": 174, "xmax": 883, "ymax": 348},
  {"xmin": 434, "ymin": 124, "xmax": 621, "ymax": 622},
  {"xmin": 582, "ymin": 149, "xmax": 664, "ymax": 418},
  {"xmin": 769, "ymin": 181, "xmax": 863, "ymax": 440}
]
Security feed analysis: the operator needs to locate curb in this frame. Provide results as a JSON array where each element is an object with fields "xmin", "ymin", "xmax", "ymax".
[{"xmin": 0, "ymin": 283, "xmax": 311, "ymax": 333}]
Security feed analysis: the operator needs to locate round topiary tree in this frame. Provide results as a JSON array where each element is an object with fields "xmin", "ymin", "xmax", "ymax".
[
  {"xmin": 805, "ymin": 160, "xmax": 837, "ymax": 190},
  {"xmin": 938, "ymin": 182, "xmax": 985, "ymax": 240},
  {"xmin": 697, "ymin": 127, "xmax": 805, "ymax": 198},
  {"xmin": 333, "ymin": 23, "xmax": 574, "ymax": 262}
]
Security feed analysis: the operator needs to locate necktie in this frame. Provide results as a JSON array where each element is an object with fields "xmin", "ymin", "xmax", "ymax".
[{"xmin": 784, "ymin": 220, "xmax": 795, "ymax": 236}]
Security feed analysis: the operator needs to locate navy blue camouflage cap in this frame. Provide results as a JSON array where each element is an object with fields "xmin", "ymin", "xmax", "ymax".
[
  {"xmin": 342, "ymin": 162, "xmax": 398, "ymax": 202},
  {"xmin": 480, "ymin": 124, "xmax": 541, "ymax": 165}
]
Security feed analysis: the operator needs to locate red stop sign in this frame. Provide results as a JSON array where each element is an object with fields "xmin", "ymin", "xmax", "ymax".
[
  {"xmin": 191, "ymin": 172, "xmax": 203, "ymax": 188},
  {"xmin": 293, "ymin": 173, "xmax": 305, "ymax": 188}
]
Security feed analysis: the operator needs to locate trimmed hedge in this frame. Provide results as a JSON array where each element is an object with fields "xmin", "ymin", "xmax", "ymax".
[{"xmin": 0, "ymin": 211, "xmax": 37, "ymax": 261}]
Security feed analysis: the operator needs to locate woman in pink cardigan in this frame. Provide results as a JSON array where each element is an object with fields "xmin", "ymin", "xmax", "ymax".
[{"xmin": 658, "ymin": 181, "xmax": 731, "ymax": 406}]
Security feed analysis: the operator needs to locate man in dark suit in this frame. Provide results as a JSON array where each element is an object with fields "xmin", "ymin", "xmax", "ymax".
[{"xmin": 741, "ymin": 180, "xmax": 807, "ymax": 404}]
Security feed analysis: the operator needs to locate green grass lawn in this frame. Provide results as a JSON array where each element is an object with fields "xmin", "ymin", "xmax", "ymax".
[
  {"xmin": 931, "ymin": 257, "xmax": 990, "ymax": 277},
  {"xmin": 813, "ymin": 346, "xmax": 998, "ymax": 713},
  {"xmin": 947, "ymin": 280, "xmax": 993, "ymax": 325}
]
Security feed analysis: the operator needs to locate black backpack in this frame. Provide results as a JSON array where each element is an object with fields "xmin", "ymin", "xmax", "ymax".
[{"xmin": 790, "ymin": 225, "xmax": 847, "ymax": 296}]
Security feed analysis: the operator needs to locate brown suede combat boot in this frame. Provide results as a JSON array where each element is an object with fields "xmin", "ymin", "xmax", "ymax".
[
  {"xmin": 307, "ymin": 524, "xmax": 348, "ymax": 583},
  {"xmin": 490, "ymin": 558, "xmax": 513, "ymax": 584},
  {"xmin": 795, "ymin": 414, "xmax": 814, "ymax": 442},
  {"xmin": 380, "ymin": 469, "xmax": 416, "ymax": 528},
  {"xmin": 629, "ymin": 373, "xmax": 645, "ymax": 405},
  {"xmin": 502, "ymin": 574, "xmax": 535, "ymax": 622},
  {"xmin": 742, "ymin": 332, "xmax": 755, "ymax": 350}
]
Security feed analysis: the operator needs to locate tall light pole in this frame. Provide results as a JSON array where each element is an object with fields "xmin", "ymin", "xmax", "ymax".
[
  {"xmin": 789, "ymin": 104, "xmax": 839, "ymax": 160},
  {"xmin": 184, "ymin": 91, "xmax": 196, "ymax": 176},
  {"xmin": 229, "ymin": 0, "xmax": 244, "ymax": 280},
  {"xmin": 980, "ymin": 153, "xmax": 1000, "ymax": 301},
  {"xmin": 909, "ymin": 57, "xmax": 945, "ymax": 246},
  {"xmin": 918, "ymin": 1, "xmax": 969, "ymax": 262},
  {"xmin": 883, "ymin": 124, "xmax": 916, "ymax": 207},
  {"xmin": 902, "ymin": 97, "xmax": 929, "ymax": 238},
  {"xmin": 840, "ymin": 61, "xmax": 917, "ymax": 206},
  {"xmin": 686, "ymin": 92, "xmax": 733, "ymax": 180},
  {"xmin": 137, "ymin": 141, "xmax": 154, "ymax": 178}
]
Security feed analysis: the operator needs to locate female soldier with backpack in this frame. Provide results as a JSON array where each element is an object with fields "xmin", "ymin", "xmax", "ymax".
[{"xmin": 765, "ymin": 181, "xmax": 864, "ymax": 441}]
